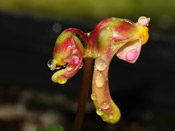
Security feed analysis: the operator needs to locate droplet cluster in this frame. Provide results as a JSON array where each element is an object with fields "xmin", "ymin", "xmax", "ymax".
[
  {"xmin": 96, "ymin": 108, "xmax": 104, "ymax": 116},
  {"xmin": 92, "ymin": 58, "xmax": 112, "ymax": 117}
]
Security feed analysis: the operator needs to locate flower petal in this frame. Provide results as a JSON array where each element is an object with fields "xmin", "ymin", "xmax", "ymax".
[
  {"xmin": 50, "ymin": 30, "xmax": 85, "ymax": 84},
  {"xmin": 116, "ymin": 39, "xmax": 142, "ymax": 63},
  {"xmin": 92, "ymin": 48, "xmax": 121, "ymax": 124}
]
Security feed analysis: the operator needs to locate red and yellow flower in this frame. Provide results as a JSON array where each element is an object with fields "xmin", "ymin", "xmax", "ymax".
[{"xmin": 48, "ymin": 16, "xmax": 150, "ymax": 123}]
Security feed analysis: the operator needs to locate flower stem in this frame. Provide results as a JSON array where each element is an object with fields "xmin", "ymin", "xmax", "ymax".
[{"xmin": 73, "ymin": 58, "xmax": 93, "ymax": 131}]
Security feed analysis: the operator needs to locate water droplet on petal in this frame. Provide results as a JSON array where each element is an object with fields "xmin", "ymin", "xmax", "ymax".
[
  {"xmin": 47, "ymin": 59, "xmax": 57, "ymax": 70},
  {"xmin": 87, "ymin": 32, "xmax": 90, "ymax": 36},
  {"xmin": 67, "ymin": 64, "xmax": 73, "ymax": 71},
  {"xmin": 100, "ymin": 101, "xmax": 110, "ymax": 110},
  {"xmin": 96, "ymin": 108, "xmax": 104, "ymax": 116},
  {"xmin": 96, "ymin": 72, "xmax": 105, "ymax": 88},
  {"xmin": 91, "ymin": 92, "xmax": 96, "ymax": 100},
  {"xmin": 95, "ymin": 59, "xmax": 106, "ymax": 71},
  {"xmin": 47, "ymin": 59, "xmax": 53, "ymax": 68}
]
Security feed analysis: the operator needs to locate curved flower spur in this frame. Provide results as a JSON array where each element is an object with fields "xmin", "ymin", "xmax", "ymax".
[{"xmin": 48, "ymin": 16, "xmax": 150, "ymax": 124}]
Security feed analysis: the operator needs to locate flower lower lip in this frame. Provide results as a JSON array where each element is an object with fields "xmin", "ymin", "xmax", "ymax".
[{"xmin": 126, "ymin": 49, "xmax": 138, "ymax": 62}]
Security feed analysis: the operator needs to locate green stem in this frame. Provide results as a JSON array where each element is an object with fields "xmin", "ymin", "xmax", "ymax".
[{"xmin": 73, "ymin": 58, "xmax": 93, "ymax": 131}]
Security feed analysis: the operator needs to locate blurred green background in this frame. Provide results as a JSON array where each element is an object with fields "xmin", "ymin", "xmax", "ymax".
[{"xmin": 0, "ymin": 0, "xmax": 174, "ymax": 26}]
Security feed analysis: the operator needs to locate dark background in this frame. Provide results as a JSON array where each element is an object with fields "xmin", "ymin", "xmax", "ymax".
[{"xmin": 0, "ymin": 0, "xmax": 175, "ymax": 130}]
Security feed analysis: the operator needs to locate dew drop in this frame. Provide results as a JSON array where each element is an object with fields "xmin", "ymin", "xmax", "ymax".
[
  {"xmin": 96, "ymin": 72, "xmax": 105, "ymax": 88},
  {"xmin": 66, "ymin": 64, "xmax": 74, "ymax": 71},
  {"xmin": 100, "ymin": 101, "xmax": 110, "ymax": 110},
  {"xmin": 47, "ymin": 59, "xmax": 53, "ymax": 68},
  {"xmin": 96, "ymin": 108, "xmax": 104, "ymax": 116},
  {"xmin": 91, "ymin": 93, "xmax": 96, "ymax": 100},
  {"xmin": 47, "ymin": 59, "xmax": 57, "ymax": 70},
  {"xmin": 95, "ymin": 59, "xmax": 106, "ymax": 71},
  {"xmin": 87, "ymin": 32, "xmax": 90, "ymax": 36}
]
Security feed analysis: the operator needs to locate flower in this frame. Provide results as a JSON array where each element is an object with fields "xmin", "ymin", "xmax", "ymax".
[{"xmin": 48, "ymin": 16, "xmax": 150, "ymax": 123}]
